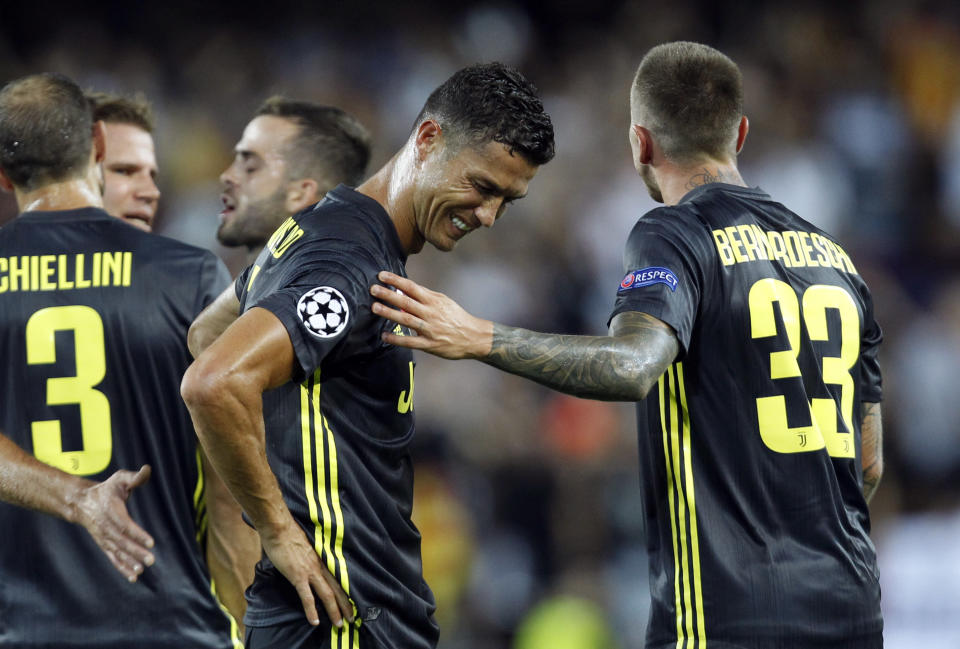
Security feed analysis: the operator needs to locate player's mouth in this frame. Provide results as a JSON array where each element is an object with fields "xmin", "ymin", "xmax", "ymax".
[
  {"xmin": 451, "ymin": 215, "xmax": 474, "ymax": 233},
  {"xmin": 220, "ymin": 194, "xmax": 236, "ymax": 222},
  {"xmin": 123, "ymin": 212, "xmax": 154, "ymax": 232}
]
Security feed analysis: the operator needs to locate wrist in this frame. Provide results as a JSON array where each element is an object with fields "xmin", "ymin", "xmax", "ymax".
[
  {"xmin": 252, "ymin": 506, "xmax": 299, "ymax": 544},
  {"xmin": 472, "ymin": 318, "xmax": 495, "ymax": 359},
  {"xmin": 62, "ymin": 478, "xmax": 94, "ymax": 525}
]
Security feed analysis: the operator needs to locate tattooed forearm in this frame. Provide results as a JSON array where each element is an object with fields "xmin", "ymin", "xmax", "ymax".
[
  {"xmin": 860, "ymin": 401, "xmax": 883, "ymax": 503},
  {"xmin": 684, "ymin": 167, "xmax": 740, "ymax": 190},
  {"xmin": 483, "ymin": 312, "xmax": 678, "ymax": 401}
]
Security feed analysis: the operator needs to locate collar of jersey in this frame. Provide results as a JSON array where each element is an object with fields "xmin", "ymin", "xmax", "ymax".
[
  {"xmin": 326, "ymin": 184, "xmax": 408, "ymax": 262},
  {"xmin": 678, "ymin": 183, "xmax": 769, "ymax": 205},
  {"xmin": 18, "ymin": 206, "xmax": 112, "ymax": 222}
]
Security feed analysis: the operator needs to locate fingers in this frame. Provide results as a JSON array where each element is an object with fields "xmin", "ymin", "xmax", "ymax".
[
  {"xmin": 114, "ymin": 466, "xmax": 156, "ymax": 552},
  {"xmin": 288, "ymin": 551, "xmax": 345, "ymax": 628},
  {"xmin": 309, "ymin": 572, "xmax": 352, "ymax": 628},
  {"xmin": 84, "ymin": 468, "xmax": 157, "ymax": 580},
  {"xmin": 381, "ymin": 330, "xmax": 429, "ymax": 349},
  {"xmin": 97, "ymin": 535, "xmax": 147, "ymax": 583},
  {"xmin": 110, "ymin": 464, "xmax": 151, "ymax": 499},
  {"xmin": 370, "ymin": 300, "xmax": 421, "ymax": 331},
  {"xmin": 318, "ymin": 569, "xmax": 356, "ymax": 623},
  {"xmin": 369, "ymin": 301, "xmax": 433, "ymax": 349},
  {"xmin": 294, "ymin": 580, "xmax": 323, "ymax": 627},
  {"xmin": 104, "ymin": 467, "xmax": 156, "ymax": 551},
  {"xmin": 120, "ymin": 517, "xmax": 156, "ymax": 554},
  {"xmin": 98, "ymin": 506, "xmax": 155, "ymax": 580},
  {"xmin": 291, "ymin": 571, "xmax": 355, "ymax": 628},
  {"xmin": 128, "ymin": 464, "xmax": 152, "ymax": 489},
  {"xmin": 370, "ymin": 283, "xmax": 424, "ymax": 318},
  {"xmin": 111, "ymin": 514, "xmax": 156, "ymax": 565},
  {"xmin": 377, "ymin": 271, "xmax": 426, "ymax": 299},
  {"xmin": 103, "ymin": 548, "xmax": 139, "ymax": 582}
]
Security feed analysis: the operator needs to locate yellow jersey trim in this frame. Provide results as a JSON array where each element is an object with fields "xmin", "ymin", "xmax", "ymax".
[{"xmin": 660, "ymin": 362, "xmax": 706, "ymax": 648}]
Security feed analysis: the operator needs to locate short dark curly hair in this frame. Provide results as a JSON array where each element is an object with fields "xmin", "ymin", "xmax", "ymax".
[
  {"xmin": 415, "ymin": 62, "xmax": 555, "ymax": 166},
  {"xmin": 0, "ymin": 73, "xmax": 93, "ymax": 192}
]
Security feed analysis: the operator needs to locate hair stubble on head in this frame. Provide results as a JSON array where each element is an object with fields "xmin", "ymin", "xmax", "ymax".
[
  {"xmin": 631, "ymin": 41, "xmax": 744, "ymax": 164},
  {"xmin": 0, "ymin": 73, "xmax": 94, "ymax": 192}
]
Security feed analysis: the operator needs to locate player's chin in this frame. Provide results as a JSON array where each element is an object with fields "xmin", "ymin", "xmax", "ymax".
[
  {"xmin": 216, "ymin": 222, "xmax": 243, "ymax": 247},
  {"xmin": 428, "ymin": 234, "xmax": 459, "ymax": 253}
]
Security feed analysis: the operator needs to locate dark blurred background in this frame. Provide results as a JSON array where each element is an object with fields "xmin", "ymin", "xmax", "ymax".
[{"xmin": 3, "ymin": 1, "xmax": 960, "ymax": 647}]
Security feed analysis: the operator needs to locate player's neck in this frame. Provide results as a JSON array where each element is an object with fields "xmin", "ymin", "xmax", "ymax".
[
  {"xmin": 658, "ymin": 160, "xmax": 746, "ymax": 206},
  {"xmin": 16, "ymin": 176, "xmax": 104, "ymax": 214},
  {"xmin": 356, "ymin": 146, "xmax": 421, "ymax": 255},
  {"xmin": 246, "ymin": 244, "xmax": 266, "ymax": 266}
]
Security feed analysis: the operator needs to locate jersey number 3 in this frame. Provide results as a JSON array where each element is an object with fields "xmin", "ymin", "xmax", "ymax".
[
  {"xmin": 26, "ymin": 305, "xmax": 112, "ymax": 475},
  {"xmin": 749, "ymin": 279, "xmax": 858, "ymax": 458}
]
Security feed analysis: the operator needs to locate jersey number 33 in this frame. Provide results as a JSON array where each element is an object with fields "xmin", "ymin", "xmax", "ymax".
[{"xmin": 749, "ymin": 279, "xmax": 858, "ymax": 459}]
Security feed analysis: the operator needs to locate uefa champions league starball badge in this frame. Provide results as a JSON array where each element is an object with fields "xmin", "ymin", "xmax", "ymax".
[{"xmin": 297, "ymin": 286, "xmax": 350, "ymax": 338}]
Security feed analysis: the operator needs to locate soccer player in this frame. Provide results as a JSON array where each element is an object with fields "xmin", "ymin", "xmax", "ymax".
[
  {"xmin": 87, "ymin": 91, "xmax": 160, "ymax": 231},
  {"xmin": 217, "ymin": 97, "xmax": 371, "ymax": 264},
  {"xmin": 181, "ymin": 63, "xmax": 555, "ymax": 649},
  {"xmin": 370, "ymin": 42, "xmax": 885, "ymax": 649},
  {"xmin": 0, "ymin": 73, "xmax": 247, "ymax": 648}
]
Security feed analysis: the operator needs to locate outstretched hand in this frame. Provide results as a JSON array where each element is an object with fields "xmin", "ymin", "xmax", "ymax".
[
  {"xmin": 370, "ymin": 272, "xmax": 494, "ymax": 359},
  {"xmin": 259, "ymin": 520, "xmax": 355, "ymax": 628},
  {"xmin": 74, "ymin": 465, "xmax": 156, "ymax": 583}
]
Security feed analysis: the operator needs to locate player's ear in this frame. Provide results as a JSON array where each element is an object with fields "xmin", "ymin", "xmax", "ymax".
[
  {"xmin": 0, "ymin": 167, "xmax": 13, "ymax": 193},
  {"xmin": 735, "ymin": 116, "xmax": 749, "ymax": 154},
  {"xmin": 92, "ymin": 120, "xmax": 107, "ymax": 164},
  {"xmin": 413, "ymin": 119, "xmax": 443, "ymax": 162},
  {"xmin": 633, "ymin": 124, "xmax": 655, "ymax": 165},
  {"xmin": 285, "ymin": 178, "xmax": 320, "ymax": 214}
]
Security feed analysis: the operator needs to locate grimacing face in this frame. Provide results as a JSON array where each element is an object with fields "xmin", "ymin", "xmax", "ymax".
[
  {"xmin": 218, "ymin": 115, "xmax": 300, "ymax": 248},
  {"xmin": 101, "ymin": 123, "xmax": 160, "ymax": 231},
  {"xmin": 411, "ymin": 138, "xmax": 538, "ymax": 253}
]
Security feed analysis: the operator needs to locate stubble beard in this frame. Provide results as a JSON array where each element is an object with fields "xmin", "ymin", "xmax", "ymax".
[
  {"xmin": 640, "ymin": 164, "xmax": 664, "ymax": 204},
  {"xmin": 217, "ymin": 189, "xmax": 289, "ymax": 249}
]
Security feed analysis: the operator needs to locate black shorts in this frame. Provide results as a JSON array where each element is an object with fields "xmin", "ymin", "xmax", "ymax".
[{"xmin": 245, "ymin": 620, "xmax": 365, "ymax": 649}]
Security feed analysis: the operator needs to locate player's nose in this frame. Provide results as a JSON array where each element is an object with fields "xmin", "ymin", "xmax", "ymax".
[
  {"xmin": 139, "ymin": 177, "xmax": 160, "ymax": 202},
  {"xmin": 219, "ymin": 165, "xmax": 237, "ymax": 187},
  {"xmin": 475, "ymin": 198, "xmax": 502, "ymax": 228}
]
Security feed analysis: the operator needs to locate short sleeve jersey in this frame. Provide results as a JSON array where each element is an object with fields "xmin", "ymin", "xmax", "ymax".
[
  {"xmin": 609, "ymin": 185, "xmax": 883, "ymax": 649},
  {"xmin": 0, "ymin": 208, "xmax": 236, "ymax": 648},
  {"xmin": 236, "ymin": 186, "xmax": 438, "ymax": 649}
]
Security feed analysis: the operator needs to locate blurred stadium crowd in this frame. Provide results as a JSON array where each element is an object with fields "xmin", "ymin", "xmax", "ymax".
[{"xmin": 2, "ymin": 1, "xmax": 959, "ymax": 647}]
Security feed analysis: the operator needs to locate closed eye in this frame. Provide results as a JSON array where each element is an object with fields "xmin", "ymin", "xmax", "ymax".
[
  {"xmin": 473, "ymin": 181, "xmax": 495, "ymax": 197},
  {"xmin": 236, "ymin": 151, "xmax": 261, "ymax": 175}
]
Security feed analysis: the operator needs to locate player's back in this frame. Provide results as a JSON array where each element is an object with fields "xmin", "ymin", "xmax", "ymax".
[
  {"xmin": 624, "ymin": 185, "xmax": 882, "ymax": 649},
  {"xmin": 0, "ymin": 208, "xmax": 236, "ymax": 648}
]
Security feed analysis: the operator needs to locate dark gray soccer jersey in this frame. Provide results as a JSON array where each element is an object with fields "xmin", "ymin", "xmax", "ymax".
[
  {"xmin": 0, "ymin": 208, "xmax": 236, "ymax": 648},
  {"xmin": 235, "ymin": 185, "xmax": 438, "ymax": 649},
  {"xmin": 609, "ymin": 184, "xmax": 883, "ymax": 649}
]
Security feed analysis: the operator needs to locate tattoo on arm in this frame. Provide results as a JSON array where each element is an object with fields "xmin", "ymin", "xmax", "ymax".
[
  {"xmin": 484, "ymin": 311, "xmax": 678, "ymax": 401},
  {"xmin": 860, "ymin": 401, "xmax": 883, "ymax": 504}
]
